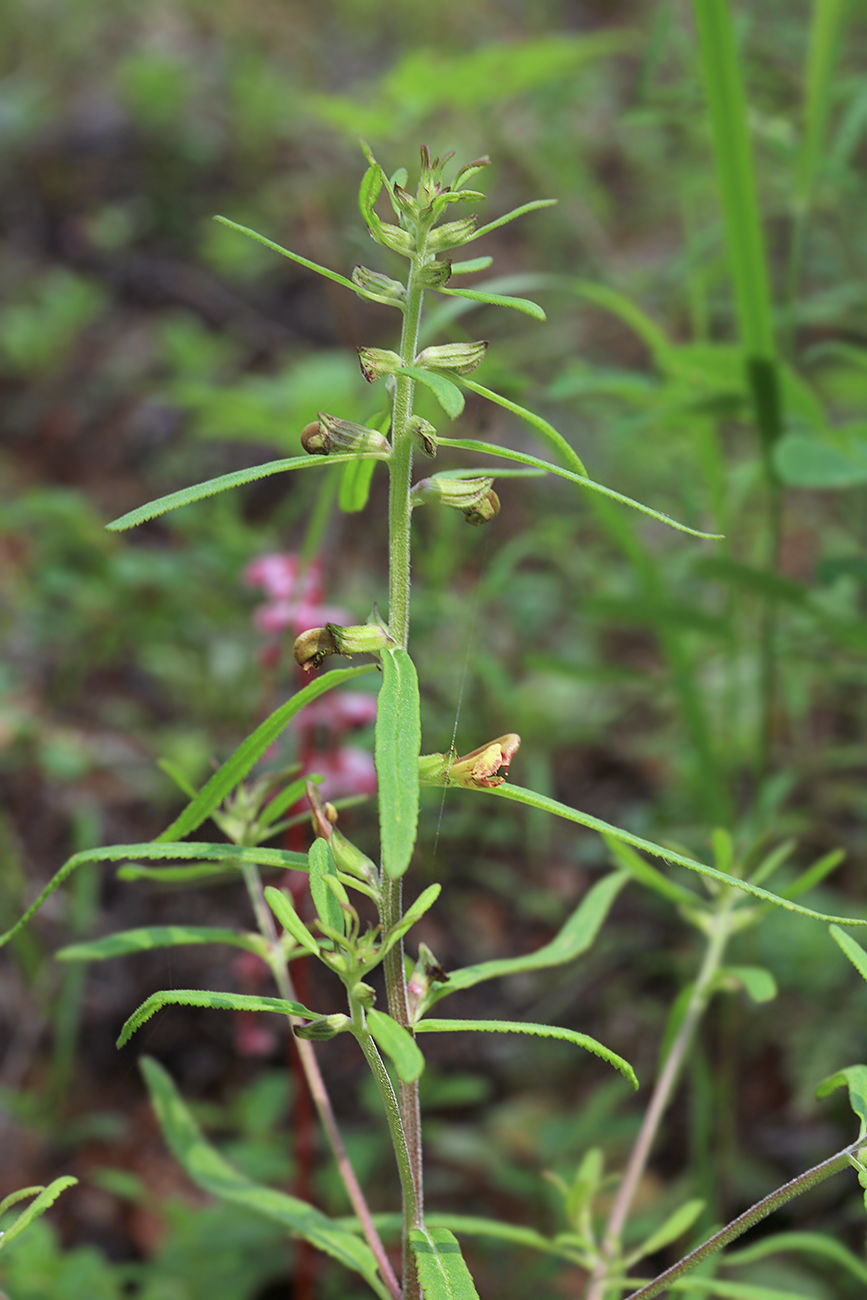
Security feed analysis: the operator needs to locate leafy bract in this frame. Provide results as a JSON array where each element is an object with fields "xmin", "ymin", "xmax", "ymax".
[
  {"xmin": 213, "ymin": 216, "xmax": 359, "ymax": 293},
  {"xmin": 118, "ymin": 989, "xmax": 318, "ymax": 1049},
  {"xmin": 0, "ymin": 842, "xmax": 307, "ymax": 952},
  {"xmin": 438, "ymin": 438, "xmax": 722, "ymax": 539},
  {"xmin": 484, "ymin": 783, "xmax": 867, "ymax": 926},
  {"xmin": 382, "ymin": 883, "xmax": 441, "ymax": 956},
  {"xmin": 624, "ymin": 1198, "xmax": 705, "ymax": 1268},
  {"xmin": 106, "ymin": 453, "xmax": 382, "ymax": 531},
  {"xmin": 436, "ymin": 286, "xmax": 545, "ymax": 321},
  {"xmin": 419, "ymin": 871, "xmax": 628, "ymax": 1013},
  {"xmin": 0, "ymin": 1178, "xmax": 78, "ymax": 1254},
  {"xmin": 264, "ymin": 885, "xmax": 320, "ymax": 956},
  {"xmin": 455, "ymin": 380, "xmax": 586, "ymax": 475},
  {"xmin": 831, "ymin": 924, "xmax": 867, "ymax": 982},
  {"xmin": 366, "ymin": 1009, "xmax": 425, "ymax": 1083},
  {"xmin": 604, "ymin": 834, "xmax": 701, "ymax": 907},
  {"xmin": 57, "ymin": 926, "xmax": 263, "ymax": 961},
  {"xmin": 409, "ymin": 1227, "xmax": 480, "ymax": 1300},
  {"xmin": 158, "ymin": 665, "xmax": 375, "ymax": 843},
  {"xmin": 140, "ymin": 1058, "xmax": 389, "ymax": 1298},
  {"xmin": 376, "ymin": 648, "xmax": 421, "ymax": 879},
  {"xmin": 401, "ymin": 365, "xmax": 465, "ymax": 418},
  {"xmin": 308, "ymin": 838, "xmax": 346, "ymax": 936},
  {"xmin": 716, "ymin": 966, "xmax": 777, "ymax": 1004},
  {"xmin": 415, "ymin": 1019, "xmax": 637, "ymax": 1090}
]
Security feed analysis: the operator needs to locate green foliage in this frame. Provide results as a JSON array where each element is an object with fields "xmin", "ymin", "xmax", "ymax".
[{"xmin": 376, "ymin": 648, "xmax": 421, "ymax": 879}]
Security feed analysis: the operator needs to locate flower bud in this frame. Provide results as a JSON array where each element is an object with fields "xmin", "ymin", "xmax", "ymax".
[
  {"xmin": 294, "ymin": 1013, "xmax": 351, "ymax": 1041},
  {"xmin": 411, "ymin": 476, "xmax": 495, "ymax": 524},
  {"xmin": 354, "ymin": 982, "xmax": 376, "ymax": 1009},
  {"xmin": 419, "ymin": 734, "xmax": 520, "ymax": 789},
  {"xmin": 293, "ymin": 622, "xmax": 393, "ymax": 671},
  {"xmin": 414, "ymin": 340, "xmax": 488, "ymax": 376},
  {"xmin": 357, "ymin": 347, "xmax": 402, "ymax": 384},
  {"xmin": 301, "ymin": 412, "xmax": 390, "ymax": 457},
  {"xmin": 426, "ymin": 215, "xmax": 477, "ymax": 253},
  {"xmin": 407, "ymin": 415, "xmax": 437, "ymax": 458},
  {"xmin": 418, "ymin": 258, "xmax": 452, "ymax": 288},
  {"xmin": 407, "ymin": 943, "xmax": 449, "ymax": 1018},
  {"xmin": 464, "ymin": 487, "xmax": 500, "ymax": 526},
  {"xmin": 352, "ymin": 264, "xmax": 406, "ymax": 309},
  {"xmin": 329, "ymin": 828, "xmax": 379, "ymax": 889},
  {"xmin": 375, "ymin": 222, "xmax": 414, "ymax": 256}
]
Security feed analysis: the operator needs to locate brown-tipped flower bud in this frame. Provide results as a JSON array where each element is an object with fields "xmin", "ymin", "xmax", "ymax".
[
  {"xmin": 407, "ymin": 415, "xmax": 437, "ymax": 458},
  {"xmin": 351, "ymin": 265, "xmax": 406, "ymax": 309},
  {"xmin": 414, "ymin": 340, "xmax": 488, "ymax": 376},
  {"xmin": 411, "ymin": 475, "xmax": 495, "ymax": 521},
  {"xmin": 419, "ymin": 734, "xmax": 520, "ymax": 789},
  {"xmin": 463, "ymin": 487, "xmax": 500, "ymax": 526},
  {"xmin": 418, "ymin": 258, "xmax": 452, "ymax": 288},
  {"xmin": 354, "ymin": 982, "xmax": 376, "ymax": 1009},
  {"xmin": 294, "ymin": 1014, "xmax": 351, "ymax": 1041},
  {"xmin": 301, "ymin": 412, "xmax": 391, "ymax": 457},
  {"xmin": 293, "ymin": 622, "xmax": 393, "ymax": 672},
  {"xmin": 357, "ymin": 347, "xmax": 402, "ymax": 384},
  {"xmin": 426, "ymin": 215, "xmax": 477, "ymax": 253}
]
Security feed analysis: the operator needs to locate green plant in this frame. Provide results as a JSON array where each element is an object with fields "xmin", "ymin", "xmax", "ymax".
[{"xmin": 4, "ymin": 116, "xmax": 867, "ymax": 1300}]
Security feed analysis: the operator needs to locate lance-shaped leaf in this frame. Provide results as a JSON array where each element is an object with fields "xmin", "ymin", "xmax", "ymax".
[
  {"xmin": 831, "ymin": 924, "xmax": 867, "ymax": 983},
  {"xmin": 604, "ymin": 834, "xmax": 702, "ymax": 907},
  {"xmin": 715, "ymin": 966, "xmax": 777, "ymax": 1003},
  {"xmin": 419, "ymin": 870, "xmax": 627, "ymax": 1013},
  {"xmin": 722, "ymin": 1230, "xmax": 867, "ymax": 1284},
  {"xmin": 107, "ymin": 453, "xmax": 383, "ymax": 531},
  {"xmin": 366, "ymin": 1009, "xmax": 425, "ymax": 1083},
  {"xmin": 401, "ymin": 365, "xmax": 465, "ymax": 418},
  {"xmin": 481, "ymin": 783, "xmax": 867, "ymax": 926},
  {"xmin": 409, "ymin": 1227, "xmax": 480, "ymax": 1300},
  {"xmin": 265, "ymin": 886, "xmax": 321, "ymax": 957},
  {"xmin": 381, "ymin": 883, "xmax": 441, "ymax": 957},
  {"xmin": 624, "ymin": 1199, "xmax": 705, "ymax": 1269},
  {"xmin": 0, "ymin": 1177, "xmax": 78, "ymax": 1254},
  {"xmin": 213, "ymin": 216, "xmax": 360, "ymax": 293},
  {"xmin": 455, "ymin": 379, "xmax": 586, "ymax": 474},
  {"xmin": 436, "ymin": 286, "xmax": 546, "ymax": 321},
  {"xmin": 140, "ymin": 1058, "xmax": 390, "ymax": 1297},
  {"xmin": 376, "ymin": 648, "xmax": 421, "ymax": 879},
  {"xmin": 467, "ymin": 198, "xmax": 558, "ymax": 242},
  {"xmin": 415, "ymin": 1019, "xmax": 637, "ymax": 1090},
  {"xmin": 308, "ymin": 838, "xmax": 347, "ymax": 937},
  {"xmin": 118, "ymin": 989, "xmax": 319, "ymax": 1049},
  {"xmin": 0, "ymin": 842, "xmax": 307, "ymax": 951},
  {"xmin": 438, "ymin": 438, "xmax": 722, "ymax": 540},
  {"xmin": 57, "ymin": 926, "xmax": 264, "ymax": 962},
  {"xmin": 158, "ymin": 665, "xmax": 375, "ymax": 843}
]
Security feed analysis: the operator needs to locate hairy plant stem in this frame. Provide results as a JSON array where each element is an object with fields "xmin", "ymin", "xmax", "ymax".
[
  {"xmin": 622, "ymin": 1136, "xmax": 867, "ymax": 1300},
  {"xmin": 240, "ymin": 862, "xmax": 401, "ymax": 1300},
  {"xmin": 585, "ymin": 893, "xmax": 736, "ymax": 1300}
]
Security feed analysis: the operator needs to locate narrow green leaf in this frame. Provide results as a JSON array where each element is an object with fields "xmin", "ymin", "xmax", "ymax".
[
  {"xmin": 381, "ymin": 883, "xmax": 442, "ymax": 956},
  {"xmin": 831, "ymin": 924, "xmax": 867, "ymax": 982},
  {"xmin": 401, "ymin": 365, "xmax": 465, "ymax": 418},
  {"xmin": 723, "ymin": 1230, "xmax": 867, "ymax": 1283},
  {"xmin": 106, "ymin": 454, "xmax": 380, "ymax": 531},
  {"xmin": 625, "ymin": 1198, "xmax": 705, "ymax": 1268},
  {"xmin": 468, "ymin": 198, "xmax": 558, "ymax": 242},
  {"xmin": 436, "ymin": 286, "xmax": 545, "ymax": 321},
  {"xmin": 0, "ymin": 1187, "xmax": 46, "ymax": 1218},
  {"xmin": 116, "ymin": 860, "xmax": 241, "ymax": 883},
  {"xmin": 604, "ymin": 834, "xmax": 701, "ymax": 908},
  {"xmin": 456, "ymin": 379, "xmax": 586, "ymax": 475},
  {"xmin": 264, "ymin": 885, "xmax": 321, "ymax": 956},
  {"xmin": 0, "ymin": 1177, "xmax": 78, "ymax": 1254},
  {"xmin": 415, "ymin": 1019, "xmax": 637, "ymax": 1090},
  {"xmin": 450, "ymin": 257, "xmax": 493, "ymax": 274},
  {"xmin": 157, "ymin": 758, "xmax": 198, "ymax": 799},
  {"xmin": 213, "ymin": 216, "xmax": 359, "ymax": 293},
  {"xmin": 140, "ymin": 1058, "xmax": 389, "ymax": 1296},
  {"xmin": 438, "ymin": 438, "xmax": 723, "ymax": 540},
  {"xmin": 57, "ymin": 926, "xmax": 262, "ymax": 962},
  {"xmin": 484, "ymin": 783, "xmax": 867, "ymax": 926},
  {"xmin": 158, "ymin": 665, "xmax": 375, "ymax": 843},
  {"xmin": 421, "ymin": 871, "xmax": 628, "ymax": 1012},
  {"xmin": 118, "ymin": 989, "xmax": 318, "ymax": 1049},
  {"xmin": 795, "ymin": 0, "xmax": 851, "ymax": 208},
  {"xmin": 716, "ymin": 966, "xmax": 777, "ymax": 1004},
  {"xmin": 366, "ymin": 1009, "xmax": 425, "ymax": 1083},
  {"xmin": 341, "ymin": 1212, "xmax": 563, "ymax": 1259},
  {"xmin": 781, "ymin": 848, "xmax": 844, "ymax": 900},
  {"xmin": 409, "ymin": 1227, "xmax": 480, "ymax": 1300},
  {"xmin": 256, "ymin": 775, "xmax": 312, "ymax": 830},
  {"xmin": 567, "ymin": 281, "xmax": 671, "ymax": 360},
  {"xmin": 308, "ymin": 839, "xmax": 346, "ymax": 936},
  {"xmin": 339, "ymin": 455, "xmax": 377, "ymax": 512},
  {"xmin": 376, "ymin": 648, "xmax": 421, "ymax": 879},
  {"xmin": 0, "ymin": 842, "xmax": 307, "ymax": 952}
]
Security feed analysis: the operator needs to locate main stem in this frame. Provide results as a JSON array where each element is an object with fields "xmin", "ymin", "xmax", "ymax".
[
  {"xmin": 383, "ymin": 250, "xmax": 427, "ymax": 1299},
  {"xmin": 585, "ymin": 895, "xmax": 735, "ymax": 1300}
]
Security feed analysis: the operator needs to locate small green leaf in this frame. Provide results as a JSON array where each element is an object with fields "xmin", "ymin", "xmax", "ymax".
[
  {"xmin": 118, "ymin": 989, "xmax": 318, "ymax": 1049},
  {"xmin": 107, "ymin": 453, "xmax": 380, "ymax": 531},
  {"xmin": 0, "ymin": 1177, "xmax": 78, "ymax": 1254},
  {"xmin": 451, "ymin": 257, "xmax": 493, "ymax": 274},
  {"xmin": 415, "ymin": 1019, "xmax": 637, "ymax": 1090},
  {"xmin": 781, "ymin": 848, "xmax": 845, "ymax": 901},
  {"xmin": 57, "ymin": 925, "xmax": 262, "ymax": 961},
  {"xmin": 624, "ymin": 1198, "xmax": 705, "ymax": 1268},
  {"xmin": 366, "ymin": 1009, "xmax": 425, "ymax": 1083},
  {"xmin": 604, "ymin": 834, "xmax": 701, "ymax": 907},
  {"xmin": 264, "ymin": 886, "xmax": 321, "ymax": 956},
  {"xmin": 456, "ymin": 379, "xmax": 586, "ymax": 475},
  {"xmin": 421, "ymin": 870, "xmax": 627, "ymax": 1012},
  {"xmin": 436, "ymin": 286, "xmax": 545, "ymax": 321},
  {"xmin": 439, "ymin": 438, "xmax": 722, "ymax": 539},
  {"xmin": 213, "ymin": 216, "xmax": 360, "ymax": 293},
  {"xmin": 468, "ymin": 198, "xmax": 558, "ymax": 242},
  {"xmin": 831, "ymin": 924, "xmax": 867, "ymax": 983},
  {"xmin": 339, "ymin": 455, "xmax": 377, "ymax": 512},
  {"xmin": 409, "ymin": 1227, "xmax": 480, "ymax": 1300},
  {"xmin": 816, "ymin": 1064, "xmax": 867, "ymax": 1134},
  {"xmin": 158, "ymin": 665, "xmax": 375, "ymax": 843},
  {"xmin": 723, "ymin": 1230, "xmax": 867, "ymax": 1284},
  {"xmin": 308, "ymin": 839, "xmax": 346, "ymax": 937},
  {"xmin": 716, "ymin": 966, "xmax": 777, "ymax": 1003},
  {"xmin": 376, "ymin": 648, "xmax": 421, "ymax": 879},
  {"xmin": 256, "ymin": 775, "xmax": 313, "ymax": 830},
  {"xmin": 140, "ymin": 1058, "xmax": 389, "ymax": 1296},
  {"xmin": 775, "ymin": 431, "xmax": 867, "ymax": 487},
  {"xmin": 402, "ymin": 365, "xmax": 465, "ymax": 418},
  {"xmin": 381, "ymin": 883, "xmax": 442, "ymax": 956}
]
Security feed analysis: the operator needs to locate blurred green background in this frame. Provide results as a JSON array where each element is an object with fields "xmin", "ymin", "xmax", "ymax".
[{"xmin": 2, "ymin": 0, "xmax": 867, "ymax": 1296}]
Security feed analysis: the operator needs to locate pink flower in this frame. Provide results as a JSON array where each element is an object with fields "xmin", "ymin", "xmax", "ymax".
[
  {"xmin": 302, "ymin": 692, "xmax": 378, "ymax": 730},
  {"xmin": 245, "ymin": 554, "xmax": 322, "ymax": 603},
  {"xmin": 254, "ymin": 600, "xmax": 349, "ymax": 636},
  {"xmin": 307, "ymin": 746, "xmax": 377, "ymax": 800}
]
